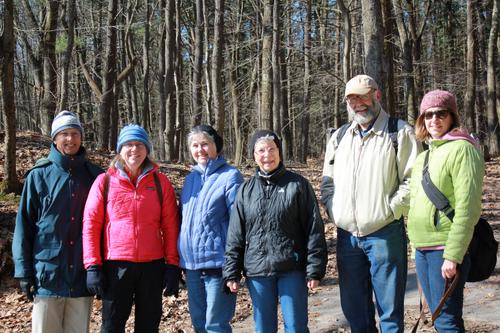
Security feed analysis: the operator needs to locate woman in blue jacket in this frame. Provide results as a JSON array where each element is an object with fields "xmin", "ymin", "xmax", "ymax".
[{"xmin": 178, "ymin": 125, "xmax": 244, "ymax": 333}]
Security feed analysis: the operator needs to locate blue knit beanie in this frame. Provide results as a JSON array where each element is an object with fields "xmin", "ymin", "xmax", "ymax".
[
  {"xmin": 51, "ymin": 111, "xmax": 83, "ymax": 139},
  {"xmin": 116, "ymin": 124, "xmax": 151, "ymax": 153}
]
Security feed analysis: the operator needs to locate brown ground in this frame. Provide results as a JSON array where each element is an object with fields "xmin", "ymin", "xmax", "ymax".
[{"xmin": 0, "ymin": 132, "xmax": 498, "ymax": 332}]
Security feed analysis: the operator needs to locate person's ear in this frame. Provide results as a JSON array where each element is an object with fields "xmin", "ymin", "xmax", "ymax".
[{"xmin": 374, "ymin": 89, "xmax": 382, "ymax": 101}]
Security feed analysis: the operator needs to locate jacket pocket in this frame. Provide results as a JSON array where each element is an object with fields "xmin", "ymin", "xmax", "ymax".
[{"xmin": 34, "ymin": 248, "xmax": 61, "ymax": 289}]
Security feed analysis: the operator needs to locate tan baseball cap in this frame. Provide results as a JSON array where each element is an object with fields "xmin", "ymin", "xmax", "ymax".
[{"xmin": 345, "ymin": 74, "xmax": 379, "ymax": 97}]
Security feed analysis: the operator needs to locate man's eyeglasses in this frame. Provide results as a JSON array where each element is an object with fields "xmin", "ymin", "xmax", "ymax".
[
  {"xmin": 424, "ymin": 110, "xmax": 449, "ymax": 120},
  {"xmin": 345, "ymin": 93, "xmax": 372, "ymax": 104}
]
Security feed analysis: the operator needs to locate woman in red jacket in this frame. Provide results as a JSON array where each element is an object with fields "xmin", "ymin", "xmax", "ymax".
[{"xmin": 83, "ymin": 124, "xmax": 180, "ymax": 333}]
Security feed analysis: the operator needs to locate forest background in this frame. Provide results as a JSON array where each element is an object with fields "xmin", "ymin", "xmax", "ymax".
[{"xmin": 1, "ymin": 0, "xmax": 500, "ymax": 193}]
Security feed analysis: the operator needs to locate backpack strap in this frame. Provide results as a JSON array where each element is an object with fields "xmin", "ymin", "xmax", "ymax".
[
  {"xmin": 153, "ymin": 171, "xmax": 164, "ymax": 206},
  {"xmin": 335, "ymin": 122, "xmax": 351, "ymax": 148},
  {"xmin": 387, "ymin": 117, "xmax": 399, "ymax": 156}
]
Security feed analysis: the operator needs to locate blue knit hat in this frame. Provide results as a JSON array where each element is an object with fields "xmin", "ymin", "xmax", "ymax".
[
  {"xmin": 116, "ymin": 124, "xmax": 151, "ymax": 153},
  {"xmin": 51, "ymin": 111, "xmax": 83, "ymax": 139}
]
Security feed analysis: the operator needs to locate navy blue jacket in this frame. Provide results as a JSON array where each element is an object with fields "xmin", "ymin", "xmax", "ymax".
[
  {"xmin": 12, "ymin": 144, "xmax": 103, "ymax": 297},
  {"xmin": 178, "ymin": 156, "xmax": 243, "ymax": 270}
]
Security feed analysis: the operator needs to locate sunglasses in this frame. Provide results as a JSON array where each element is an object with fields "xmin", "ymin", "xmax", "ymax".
[{"xmin": 424, "ymin": 110, "xmax": 449, "ymax": 120}]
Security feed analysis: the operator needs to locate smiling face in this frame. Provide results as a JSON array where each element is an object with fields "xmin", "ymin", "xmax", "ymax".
[
  {"xmin": 345, "ymin": 90, "xmax": 381, "ymax": 128},
  {"xmin": 119, "ymin": 141, "xmax": 148, "ymax": 173},
  {"xmin": 53, "ymin": 128, "xmax": 82, "ymax": 156},
  {"xmin": 424, "ymin": 107, "xmax": 453, "ymax": 139},
  {"xmin": 189, "ymin": 133, "xmax": 218, "ymax": 166},
  {"xmin": 253, "ymin": 139, "xmax": 280, "ymax": 173}
]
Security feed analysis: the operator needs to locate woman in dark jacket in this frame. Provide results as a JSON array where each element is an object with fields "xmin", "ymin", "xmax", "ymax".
[{"xmin": 223, "ymin": 130, "xmax": 327, "ymax": 333}]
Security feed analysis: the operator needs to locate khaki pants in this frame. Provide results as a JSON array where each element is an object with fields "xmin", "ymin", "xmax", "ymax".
[{"xmin": 32, "ymin": 296, "xmax": 93, "ymax": 333}]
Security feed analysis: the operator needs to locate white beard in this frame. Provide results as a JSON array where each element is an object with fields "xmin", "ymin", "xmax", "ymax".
[{"xmin": 347, "ymin": 100, "xmax": 380, "ymax": 125}]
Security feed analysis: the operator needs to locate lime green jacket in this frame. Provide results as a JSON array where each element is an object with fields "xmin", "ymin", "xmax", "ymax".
[{"xmin": 407, "ymin": 139, "xmax": 484, "ymax": 263}]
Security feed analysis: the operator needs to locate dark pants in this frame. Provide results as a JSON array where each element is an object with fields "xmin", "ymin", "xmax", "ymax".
[{"xmin": 101, "ymin": 259, "xmax": 164, "ymax": 333}]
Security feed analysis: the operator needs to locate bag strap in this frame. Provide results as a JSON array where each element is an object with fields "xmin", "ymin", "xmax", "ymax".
[
  {"xmin": 411, "ymin": 270, "xmax": 461, "ymax": 332},
  {"xmin": 421, "ymin": 151, "xmax": 455, "ymax": 221},
  {"xmin": 153, "ymin": 171, "xmax": 164, "ymax": 205}
]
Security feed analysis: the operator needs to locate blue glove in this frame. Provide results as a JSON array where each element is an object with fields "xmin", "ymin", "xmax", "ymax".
[
  {"xmin": 19, "ymin": 277, "xmax": 35, "ymax": 301},
  {"xmin": 163, "ymin": 264, "xmax": 181, "ymax": 297},
  {"xmin": 86, "ymin": 265, "xmax": 105, "ymax": 298}
]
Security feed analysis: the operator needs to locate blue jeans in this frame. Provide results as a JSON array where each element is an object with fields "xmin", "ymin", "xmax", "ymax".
[
  {"xmin": 337, "ymin": 220, "xmax": 407, "ymax": 333},
  {"xmin": 185, "ymin": 269, "xmax": 236, "ymax": 333},
  {"xmin": 246, "ymin": 270, "xmax": 309, "ymax": 333},
  {"xmin": 415, "ymin": 250, "xmax": 470, "ymax": 333}
]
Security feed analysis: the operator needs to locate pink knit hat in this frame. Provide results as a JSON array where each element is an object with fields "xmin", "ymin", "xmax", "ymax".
[{"xmin": 419, "ymin": 90, "xmax": 457, "ymax": 115}]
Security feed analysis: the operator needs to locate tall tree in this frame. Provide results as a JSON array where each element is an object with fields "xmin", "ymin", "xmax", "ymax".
[
  {"xmin": 361, "ymin": 0, "xmax": 384, "ymax": 87},
  {"xmin": 1, "ymin": 0, "xmax": 21, "ymax": 193},
  {"xmin": 212, "ymin": 0, "xmax": 225, "ymax": 134},
  {"xmin": 192, "ymin": 0, "xmax": 204, "ymax": 125},
  {"xmin": 464, "ymin": 0, "xmax": 477, "ymax": 132},
  {"xmin": 298, "ymin": 0, "xmax": 312, "ymax": 163},
  {"xmin": 163, "ymin": 0, "xmax": 177, "ymax": 161},
  {"xmin": 272, "ymin": 0, "xmax": 282, "ymax": 134},
  {"xmin": 260, "ymin": 0, "xmax": 273, "ymax": 129},
  {"xmin": 98, "ymin": 0, "xmax": 119, "ymax": 150},
  {"xmin": 486, "ymin": 0, "xmax": 500, "ymax": 155},
  {"xmin": 392, "ymin": 0, "xmax": 417, "ymax": 122},
  {"xmin": 40, "ymin": 0, "xmax": 60, "ymax": 134},
  {"xmin": 59, "ymin": 0, "xmax": 76, "ymax": 111}
]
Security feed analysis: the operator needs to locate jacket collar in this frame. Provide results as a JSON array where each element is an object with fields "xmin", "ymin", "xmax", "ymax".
[
  {"xmin": 49, "ymin": 143, "xmax": 87, "ymax": 171},
  {"xmin": 256, "ymin": 162, "xmax": 286, "ymax": 183},
  {"xmin": 193, "ymin": 155, "xmax": 226, "ymax": 176}
]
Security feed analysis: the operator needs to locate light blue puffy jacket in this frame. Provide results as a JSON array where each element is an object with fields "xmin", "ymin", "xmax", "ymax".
[{"xmin": 178, "ymin": 156, "xmax": 243, "ymax": 270}]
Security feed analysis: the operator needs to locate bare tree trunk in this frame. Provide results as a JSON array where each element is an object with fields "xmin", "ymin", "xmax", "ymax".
[
  {"xmin": 361, "ymin": 0, "xmax": 384, "ymax": 87},
  {"xmin": 142, "ymin": 0, "xmax": 151, "ymax": 132},
  {"xmin": 1, "ymin": 0, "xmax": 21, "ymax": 193},
  {"xmin": 192, "ymin": 0, "xmax": 204, "ymax": 125},
  {"xmin": 164, "ymin": 0, "xmax": 177, "ymax": 161},
  {"xmin": 202, "ymin": 0, "xmax": 213, "ymax": 124},
  {"xmin": 59, "ymin": 0, "xmax": 75, "ymax": 111},
  {"xmin": 298, "ymin": 0, "xmax": 312, "ymax": 163},
  {"xmin": 40, "ymin": 0, "xmax": 60, "ymax": 135},
  {"xmin": 260, "ymin": 0, "xmax": 273, "ymax": 129},
  {"xmin": 98, "ymin": 0, "xmax": 119, "ymax": 150},
  {"xmin": 392, "ymin": 0, "xmax": 417, "ymax": 123},
  {"xmin": 212, "ymin": 0, "xmax": 225, "ymax": 134},
  {"xmin": 382, "ymin": 0, "xmax": 395, "ymax": 116},
  {"xmin": 486, "ymin": 0, "xmax": 500, "ymax": 156},
  {"xmin": 174, "ymin": 0, "xmax": 184, "ymax": 162},
  {"xmin": 337, "ymin": 0, "xmax": 352, "ymax": 83},
  {"xmin": 272, "ymin": 0, "xmax": 281, "ymax": 134},
  {"xmin": 464, "ymin": 0, "xmax": 476, "ymax": 132},
  {"xmin": 158, "ymin": 0, "xmax": 167, "ymax": 160}
]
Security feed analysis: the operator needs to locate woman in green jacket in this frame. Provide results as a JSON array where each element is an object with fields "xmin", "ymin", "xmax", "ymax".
[{"xmin": 407, "ymin": 90, "xmax": 484, "ymax": 332}]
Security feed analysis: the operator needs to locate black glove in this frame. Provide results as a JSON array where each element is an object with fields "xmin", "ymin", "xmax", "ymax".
[
  {"xmin": 163, "ymin": 264, "xmax": 181, "ymax": 297},
  {"xmin": 86, "ymin": 265, "xmax": 105, "ymax": 298},
  {"xmin": 19, "ymin": 277, "xmax": 35, "ymax": 301}
]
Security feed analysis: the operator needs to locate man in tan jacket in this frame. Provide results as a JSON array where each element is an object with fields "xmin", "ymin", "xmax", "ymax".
[{"xmin": 321, "ymin": 74, "xmax": 421, "ymax": 333}]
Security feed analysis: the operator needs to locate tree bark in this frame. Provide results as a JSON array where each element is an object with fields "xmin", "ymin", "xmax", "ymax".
[
  {"xmin": 164, "ymin": 0, "xmax": 177, "ymax": 161},
  {"xmin": 361, "ymin": 0, "xmax": 384, "ymax": 88},
  {"xmin": 59, "ymin": 0, "xmax": 75, "ymax": 111},
  {"xmin": 298, "ymin": 0, "xmax": 312, "ymax": 163},
  {"xmin": 272, "ymin": 0, "xmax": 282, "ymax": 134},
  {"xmin": 212, "ymin": 0, "xmax": 225, "ymax": 135},
  {"xmin": 192, "ymin": 0, "xmax": 204, "ymax": 125},
  {"xmin": 486, "ymin": 0, "xmax": 500, "ymax": 155},
  {"xmin": 1, "ymin": 0, "xmax": 21, "ymax": 194},
  {"xmin": 464, "ymin": 0, "xmax": 477, "ymax": 133},
  {"xmin": 98, "ymin": 0, "xmax": 119, "ymax": 150},
  {"xmin": 40, "ymin": 0, "xmax": 60, "ymax": 135},
  {"xmin": 337, "ymin": 0, "xmax": 352, "ymax": 83},
  {"xmin": 260, "ymin": 0, "xmax": 273, "ymax": 129}
]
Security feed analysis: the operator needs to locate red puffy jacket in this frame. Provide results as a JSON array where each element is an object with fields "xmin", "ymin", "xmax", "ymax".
[{"xmin": 83, "ymin": 164, "xmax": 179, "ymax": 268}]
